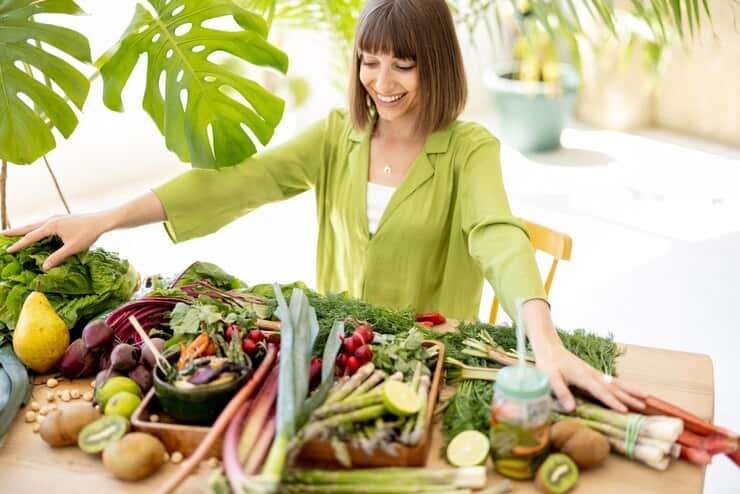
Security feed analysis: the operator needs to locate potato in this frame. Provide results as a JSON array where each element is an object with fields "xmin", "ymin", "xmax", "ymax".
[
  {"xmin": 102, "ymin": 433, "xmax": 166, "ymax": 481},
  {"xmin": 40, "ymin": 403, "xmax": 102, "ymax": 447}
]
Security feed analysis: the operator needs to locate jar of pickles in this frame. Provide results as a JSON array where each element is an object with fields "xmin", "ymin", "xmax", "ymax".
[{"xmin": 489, "ymin": 365, "xmax": 551, "ymax": 479}]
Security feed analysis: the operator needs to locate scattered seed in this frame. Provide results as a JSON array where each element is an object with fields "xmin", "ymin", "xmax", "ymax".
[
  {"xmin": 82, "ymin": 391, "xmax": 93, "ymax": 402},
  {"xmin": 56, "ymin": 391, "xmax": 63, "ymax": 399},
  {"xmin": 24, "ymin": 411, "xmax": 36, "ymax": 423},
  {"xmin": 170, "ymin": 451, "xmax": 183, "ymax": 464},
  {"xmin": 163, "ymin": 452, "xmax": 170, "ymax": 463},
  {"xmin": 149, "ymin": 414, "xmax": 160, "ymax": 423},
  {"xmin": 30, "ymin": 401, "xmax": 40, "ymax": 411},
  {"xmin": 70, "ymin": 390, "xmax": 81, "ymax": 399},
  {"xmin": 46, "ymin": 378, "xmax": 59, "ymax": 388},
  {"xmin": 32, "ymin": 423, "xmax": 41, "ymax": 433},
  {"xmin": 45, "ymin": 391, "xmax": 55, "ymax": 402},
  {"xmin": 36, "ymin": 414, "xmax": 44, "ymax": 423},
  {"xmin": 61, "ymin": 390, "xmax": 71, "ymax": 402},
  {"xmin": 90, "ymin": 380, "xmax": 96, "ymax": 389},
  {"xmin": 39, "ymin": 407, "xmax": 48, "ymax": 416}
]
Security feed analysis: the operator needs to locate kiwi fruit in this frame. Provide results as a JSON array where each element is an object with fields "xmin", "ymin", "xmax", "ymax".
[
  {"xmin": 77, "ymin": 415, "xmax": 130, "ymax": 454},
  {"xmin": 550, "ymin": 420, "xmax": 610, "ymax": 469},
  {"xmin": 103, "ymin": 432, "xmax": 166, "ymax": 481},
  {"xmin": 536, "ymin": 453, "xmax": 579, "ymax": 494}
]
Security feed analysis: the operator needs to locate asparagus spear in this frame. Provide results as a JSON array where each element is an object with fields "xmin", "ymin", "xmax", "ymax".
[
  {"xmin": 300, "ymin": 404, "xmax": 386, "ymax": 442},
  {"xmin": 407, "ymin": 375, "xmax": 431, "ymax": 446},
  {"xmin": 346, "ymin": 369, "xmax": 386, "ymax": 399},
  {"xmin": 324, "ymin": 362, "xmax": 375, "ymax": 404}
]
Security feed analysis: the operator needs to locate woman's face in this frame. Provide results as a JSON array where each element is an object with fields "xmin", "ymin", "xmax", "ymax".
[{"xmin": 359, "ymin": 51, "xmax": 419, "ymax": 124}]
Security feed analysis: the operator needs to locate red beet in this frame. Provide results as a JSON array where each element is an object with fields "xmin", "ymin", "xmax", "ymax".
[
  {"xmin": 60, "ymin": 339, "xmax": 98, "ymax": 378},
  {"xmin": 141, "ymin": 337, "xmax": 165, "ymax": 369},
  {"xmin": 110, "ymin": 343, "xmax": 139, "ymax": 371},
  {"xmin": 81, "ymin": 319, "xmax": 114, "ymax": 350},
  {"xmin": 128, "ymin": 364, "xmax": 152, "ymax": 393}
]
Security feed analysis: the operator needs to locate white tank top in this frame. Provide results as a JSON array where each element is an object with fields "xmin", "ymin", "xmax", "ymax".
[{"xmin": 367, "ymin": 182, "xmax": 396, "ymax": 235}]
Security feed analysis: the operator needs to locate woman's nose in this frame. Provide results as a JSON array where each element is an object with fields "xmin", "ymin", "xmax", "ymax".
[{"xmin": 374, "ymin": 66, "xmax": 395, "ymax": 93}]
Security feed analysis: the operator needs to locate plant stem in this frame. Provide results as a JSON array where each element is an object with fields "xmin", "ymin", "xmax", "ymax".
[
  {"xmin": 42, "ymin": 155, "xmax": 71, "ymax": 214},
  {"xmin": 1, "ymin": 160, "xmax": 8, "ymax": 230}
]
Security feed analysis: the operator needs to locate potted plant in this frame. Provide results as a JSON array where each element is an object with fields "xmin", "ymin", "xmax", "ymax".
[{"xmin": 453, "ymin": 0, "xmax": 712, "ymax": 152}]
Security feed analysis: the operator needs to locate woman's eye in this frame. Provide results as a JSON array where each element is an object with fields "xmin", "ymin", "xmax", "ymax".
[
  {"xmin": 396, "ymin": 65, "xmax": 415, "ymax": 71},
  {"xmin": 362, "ymin": 61, "xmax": 378, "ymax": 67}
]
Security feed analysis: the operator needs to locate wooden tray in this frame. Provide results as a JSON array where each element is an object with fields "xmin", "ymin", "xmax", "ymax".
[
  {"xmin": 131, "ymin": 389, "xmax": 223, "ymax": 459},
  {"xmin": 297, "ymin": 340, "xmax": 445, "ymax": 467}
]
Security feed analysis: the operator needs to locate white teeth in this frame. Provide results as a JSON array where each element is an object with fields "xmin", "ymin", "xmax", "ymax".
[{"xmin": 377, "ymin": 93, "xmax": 403, "ymax": 103}]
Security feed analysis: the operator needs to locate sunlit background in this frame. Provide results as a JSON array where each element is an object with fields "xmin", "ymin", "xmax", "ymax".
[{"xmin": 5, "ymin": 1, "xmax": 739, "ymax": 491}]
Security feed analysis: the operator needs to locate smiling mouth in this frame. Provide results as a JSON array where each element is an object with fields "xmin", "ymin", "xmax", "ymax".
[{"xmin": 375, "ymin": 93, "xmax": 406, "ymax": 104}]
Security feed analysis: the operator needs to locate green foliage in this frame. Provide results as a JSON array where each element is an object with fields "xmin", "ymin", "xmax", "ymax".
[
  {"xmin": 0, "ymin": 0, "xmax": 91, "ymax": 164},
  {"xmin": 97, "ymin": 0, "xmax": 289, "ymax": 169},
  {"xmin": 0, "ymin": 235, "xmax": 137, "ymax": 337}
]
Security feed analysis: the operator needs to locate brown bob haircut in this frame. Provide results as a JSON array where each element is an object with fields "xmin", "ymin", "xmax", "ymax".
[{"xmin": 348, "ymin": 0, "xmax": 468, "ymax": 136}]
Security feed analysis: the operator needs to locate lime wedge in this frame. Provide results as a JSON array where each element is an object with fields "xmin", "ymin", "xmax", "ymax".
[
  {"xmin": 382, "ymin": 381, "xmax": 421, "ymax": 416},
  {"xmin": 447, "ymin": 430, "xmax": 490, "ymax": 467}
]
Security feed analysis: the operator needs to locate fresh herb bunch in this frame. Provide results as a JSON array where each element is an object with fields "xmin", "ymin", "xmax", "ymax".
[
  {"xmin": 371, "ymin": 328, "xmax": 435, "ymax": 379},
  {"xmin": 303, "ymin": 291, "xmax": 416, "ymax": 357},
  {"xmin": 443, "ymin": 380, "xmax": 493, "ymax": 447},
  {"xmin": 424, "ymin": 321, "xmax": 620, "ymax": 376}
]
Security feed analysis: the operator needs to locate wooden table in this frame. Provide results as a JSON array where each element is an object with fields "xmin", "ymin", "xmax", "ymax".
[{"xmin": 0, "ymin": 343, "xmax": 713, "ymax": 493}]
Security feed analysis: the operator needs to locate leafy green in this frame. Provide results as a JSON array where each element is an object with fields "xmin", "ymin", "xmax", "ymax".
[
  {"xmin": 0, "ymin": 235, "xmax": 137, "ymax": 338},
  {"xmin": 443, "ymin": 380, "xmax": 493, "ymax": 447},
  {"xmin": 97, "ymin": 0, "xmax": 289, "ymax": 169},
  {"xmin": 168, "ymin": 296, "xmax": 256, "ymax": 337},
  {"xmin": 371, "ymin": 327, "xmax": 433, "ymax": 379},
  {"xmin": 0, "ymin": 0, "xmax": 92, "ymax": 164},
  {"xmin": 171, "ymin": 261, "xmax": 246, "ymax": 290}
]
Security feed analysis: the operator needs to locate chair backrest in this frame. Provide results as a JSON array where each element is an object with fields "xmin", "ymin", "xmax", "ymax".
[{"xmin": 487, "ymin": 219, "xmax": 573, "ymax": 324}]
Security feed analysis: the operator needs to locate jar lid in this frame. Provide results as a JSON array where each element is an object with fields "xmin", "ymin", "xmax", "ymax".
[{"xmin": 494, "ymin": 365, "xmax": 550, "ymax": 400}]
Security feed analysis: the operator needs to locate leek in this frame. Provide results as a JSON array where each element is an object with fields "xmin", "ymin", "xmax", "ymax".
[{"xmin": 445, "ymin": 357, "xmax": 499, "ymax": 383}]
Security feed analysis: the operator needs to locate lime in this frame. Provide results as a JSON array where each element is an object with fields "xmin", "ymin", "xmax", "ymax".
[
  {"xmin": 447, "ymin": 430, "xmax": 490, "ymax": 467},
  {"xmin": 382, "ymin": 381, "xmax": 421, "ymax": 416},
  {"xmin": 96, "ymin": 376, "xmax": 141, "ymax": 411},
  {"xmin": 104, "ymin": 391, "xmax": 142, "ymax": 419}
]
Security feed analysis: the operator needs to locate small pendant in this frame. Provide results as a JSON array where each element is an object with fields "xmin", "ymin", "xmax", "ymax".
[{"xmin": 383, "ymin": 164, "xmax": 392, "ymax": 175}]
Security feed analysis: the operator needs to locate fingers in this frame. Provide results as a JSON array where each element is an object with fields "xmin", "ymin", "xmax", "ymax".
[
  {"xmin": 3, "ymin": 221, "xmax": 46, "ymax": 245},
  {"xmin": 580, "ymin": 374, "xmax": 628, "ymax": 413},
  {"xmin": 548, "ymin": 371, "xmax": 576, "ymax": 412},
  {"xmin": 42, "ymin": 244, "xmax": 76, "ymax": 271},
  {"xmin": 7, "ymin": 225, "xmax": 53, "ymax": 254},
  {"xmin": 613, "ymin": 377, "xmax": 648, "ymax": 400}
]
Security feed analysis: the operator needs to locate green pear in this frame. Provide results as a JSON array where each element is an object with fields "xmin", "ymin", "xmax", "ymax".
[{"xmin": 13, "ymin": 291, "xmax": 70, "ymax": 373}]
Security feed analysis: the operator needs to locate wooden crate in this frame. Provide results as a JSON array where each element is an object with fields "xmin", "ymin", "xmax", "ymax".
[
  {"xmin": 131, "ymin": 389, "xmax": 223, "ymax": 458},
  {"xmin": 297, "ymin": 340, "xmax": 445, "ymax": 467}
]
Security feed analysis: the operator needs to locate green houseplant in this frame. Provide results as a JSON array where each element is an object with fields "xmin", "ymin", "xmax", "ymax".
[{"xmin": 453, "ymin": 0, "xmax": 713, "ymax": 151}]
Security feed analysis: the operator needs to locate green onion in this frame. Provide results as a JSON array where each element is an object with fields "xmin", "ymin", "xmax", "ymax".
[{"xmin": 445, "ymin": 357, "xmax": 500, "ymax": 383}]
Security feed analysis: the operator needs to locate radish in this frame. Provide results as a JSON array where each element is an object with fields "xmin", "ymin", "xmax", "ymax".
[
  {"xmin": 242, "ymin": 339, "xmax": 258, "ymax": 355},
  {"xmin": 354, "ymin": 345, "xmax": 373, "ymax": 365},
  {"xmin": 248, "ymin": 329, "xmax": 265, "ymax": 343},
  {"xmin": 342, "ymin": 337, "xmax": 356, "ymax": 354},
  {"xmin": 351, "ymin": 333, "xmax": 365, "ymax": 347},
  {"xmin": 354, "ymin": 323, "xmax": 374, "ymax": 344},
  {"xmin": 225, "ymin": 324, "xmax": 242, "ymax": 341},
  {"xmin": 346, "ymin": 356, "xmax": 361, "ymax": 374}
]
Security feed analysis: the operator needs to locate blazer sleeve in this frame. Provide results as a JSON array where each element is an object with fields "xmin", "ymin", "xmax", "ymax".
[
  {"xmin": 153, "ymin": 113, "xmax": 332, "ymax": 243},
  {"xmin": 460, "ymin": 135, "xmax": 547, "ymax": 321}
]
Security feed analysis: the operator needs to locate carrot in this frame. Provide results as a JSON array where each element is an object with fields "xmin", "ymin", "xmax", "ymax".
[
  {"xmin": 678, "ymin": 430, "xmax": 737, "ymax": 455},
  {"xmin": 643, "ymin": 395, "xmax": 738, "ymax": 439},
  {"xmin": 177, "ymin": 332, "xmax": 211, "ymax": 370},
  {"xmin": 156, "ymin": 342, "xmax": 278, "ymax": 494},
  {"xmin": 680, "ymin": 445, "xmax": 713, "ymax": 466}
]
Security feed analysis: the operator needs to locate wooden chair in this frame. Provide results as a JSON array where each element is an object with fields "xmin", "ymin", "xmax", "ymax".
[{"xmin": 488, "ymin": 219, "xmax": 573, "ymax": 324}]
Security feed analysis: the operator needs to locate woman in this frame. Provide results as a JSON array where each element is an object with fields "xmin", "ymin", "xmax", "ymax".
[{"xmin": 4, "ymin": 0, "xmax": 643, "ymax": 413}]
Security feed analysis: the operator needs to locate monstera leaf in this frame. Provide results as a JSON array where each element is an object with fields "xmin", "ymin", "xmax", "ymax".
[
  {"xmin": 0, "ymin": 0, "xmax": 91, "ymax": 164},
  {"xmin": 98, "ymin": 0, "xmax": 289, "ymax": 169}
]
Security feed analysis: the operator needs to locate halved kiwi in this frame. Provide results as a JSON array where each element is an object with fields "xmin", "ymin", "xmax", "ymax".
[
  {"xmin": 77, "ymin": 415, "xmax": 130, "ymax": 454},
  {"xmin": 535, "ymin": 453, "xmax": 579, "ymax": 494}
]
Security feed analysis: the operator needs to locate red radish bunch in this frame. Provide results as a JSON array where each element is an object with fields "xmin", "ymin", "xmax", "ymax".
[
  {"xmin": 335, "ymin": 321, "xmax": 374, "ymax": 376},
  {"xmin": 225, "ymin": 324, "xmax": 267, "ymax": 357}
]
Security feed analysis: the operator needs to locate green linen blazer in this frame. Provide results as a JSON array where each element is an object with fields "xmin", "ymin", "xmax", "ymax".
[{"xmin": 154, "ymin": 109, "xmax": 546, "ymax": 321}]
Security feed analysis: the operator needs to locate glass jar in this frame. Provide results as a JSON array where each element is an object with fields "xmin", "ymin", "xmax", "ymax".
[{"xmin": 489, "ymin": 365, "xmax": 551, "ymax": 480}]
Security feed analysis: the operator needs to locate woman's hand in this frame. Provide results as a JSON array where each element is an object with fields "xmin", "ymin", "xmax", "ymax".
[
  {"xmin": 521, "ymin": 298, "xmax": 646, "ymax": 413},
  {"xmin": 536, "ymin": 343, "xmax": 646, "ymax": 413},
  {"xmin": 3, "ymin": 213, "xmax": 111, "ymax": 270}
]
